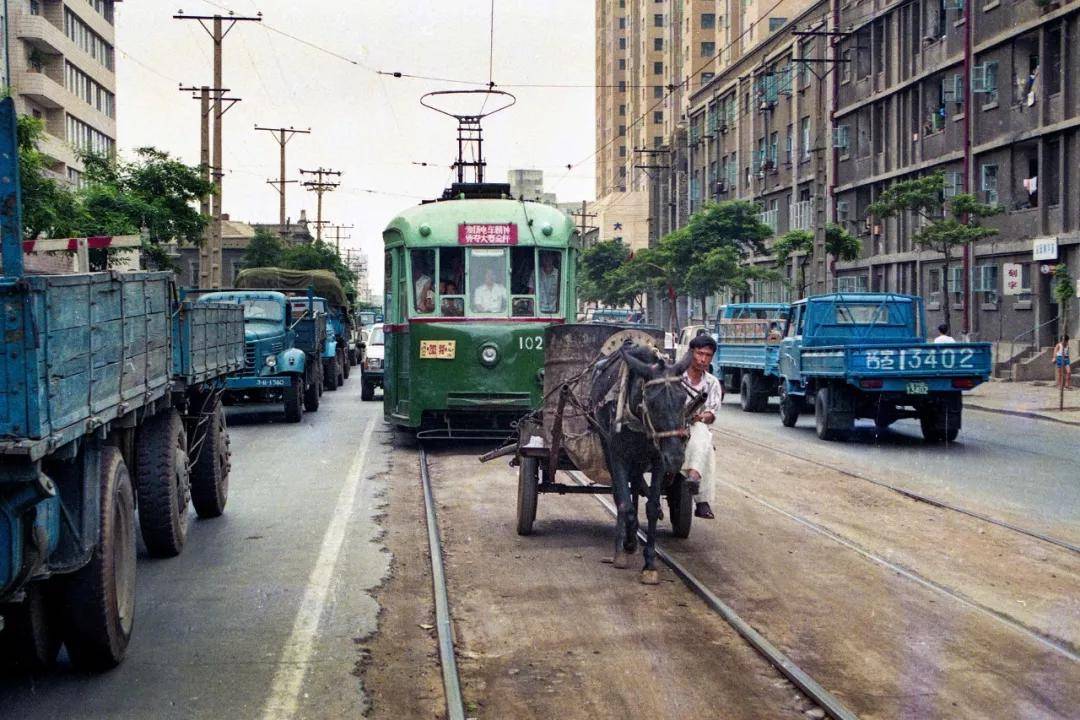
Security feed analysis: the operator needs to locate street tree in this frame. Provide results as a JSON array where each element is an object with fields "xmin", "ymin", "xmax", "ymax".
[
  {"xmin": 866, "ymin": 172, "xmax": 1001, "ymax": 333},
  {"xmin": 771, "ymin": 229, "xmax": 814, "ymax": 299},
  {"xmin": 1052, "ymin": 264, "xmax": 1075, "ymax": 338},
  {"xmin": 244, "ymin": 227, "xmax": 286, "ymax": 268},
  {"xmin": 824, "ymin": 223, "xmax": 861, "ymax": 281},
  {"xmin": 281, "ymin": 239, "xmax": 357, "ymax": 295},
  {"xmin": 17, "ymin": 115, "xmax": 79, "ymax": 241},
  {"xmin": 579, "ymin": 238, "xmax": 635, "ymax": 307}
]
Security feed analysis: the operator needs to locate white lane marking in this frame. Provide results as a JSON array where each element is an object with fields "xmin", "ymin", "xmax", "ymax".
[{"xmin": 261, "ymin": 417, "xmax": 377, "ymax": 720}]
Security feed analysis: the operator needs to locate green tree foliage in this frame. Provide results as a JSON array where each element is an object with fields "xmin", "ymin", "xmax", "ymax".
[
  {"xmin": 824, "ymin": 223, "xmax": 861, "ymax": 275},
  {"xmin": 1053, "ymin": 264, "xmax": 1075, "ymax": 337},
  {"xmin": 280, "ymin": 240, "xmax": 357, "ymax": 296},
  {"xmin": 17, "ymin": 115, "xmax": 77, "ymax": 241},
  {"xmin": 579, "ymin": 238, "xmax": 634, "ymax": 307},
  {"xmin": 866, "ymin": 171, "xmax": 1001, "ymax": 333},
  {"xmin": 244, "ymin": 227, "xmax": 285, "ymax": 269},
  {"xmin": 772, "ymin": 229, "xmax": 814, "ymax": 299}
]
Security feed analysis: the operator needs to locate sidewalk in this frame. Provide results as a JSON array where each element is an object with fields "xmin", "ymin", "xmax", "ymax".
[{"xmin": 965, "ymin": 379, "xmax": 1080, "ymax": 426}]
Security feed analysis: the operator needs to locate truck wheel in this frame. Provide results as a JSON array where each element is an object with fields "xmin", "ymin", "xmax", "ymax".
[
  {"xmin": 136, "ymin": 409, "xmax": 191, "ymax": 558},
  {"xmin": 515, "ymin": 456, "xmax": 539, "ymax": 536},
  {"xmin": 284, "ymin": 376, "xmax": 304, "ymax": 423},
  {"xmin": 666, "ymin": 476, "xmax": 693, "ymax": 539},
  {"xmin": 740, "ymin": 373, "xmax": 769, "ymax": 412},
  {"xmin": 190, "ymin": 402, "xmax": 230, "ymax": 519},
  {"xmin": 779, "ymin": 386, "xmax": 800, "ymax": 427},
  {"xmin": 304, "ymin": 371, "xmax": 321, "ymax": 412},
  {"xmin": 361, "ymin": 381, "xmax": 375, "ymax": 401},
  {"xmin": 62, "ymin": 446, "xmax": 136, "ymax": 671},
  {"xmin": 0, "ymin": 580, "xmax": 63, "ymax": 670},
  {"xmin": 920, "ymin": 410, "xmax": 961, "ymax": 442},
  {"xmin": 324, "ymin": 358, "xmax": 339, "ymax": 391},
  {"xmin": 341, "ymin": 349, "xmax": 351, "ymax": 379},
  {"xmin": 815, "ymin": 387, "xmax": 840, "ymax": 441}
]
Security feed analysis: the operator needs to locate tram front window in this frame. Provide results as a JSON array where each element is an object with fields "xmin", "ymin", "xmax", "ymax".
[
  {"xmin": 538, "ymin": 250, "xmax": 561, "ymax": 314},
  {"xmin": 438, "ymin": 247, "xmax": 465, "ymax": 317},
  {"xmin": 511, "ymin": 247, "xmax": 535, "ymax": 317},
  {"xmin": 469, "ymin": 248, "xmax": 508, "ymax": 314},
  {"xmin": 411, "ymin": 249, "xmax": 436, "ymax": 314}
]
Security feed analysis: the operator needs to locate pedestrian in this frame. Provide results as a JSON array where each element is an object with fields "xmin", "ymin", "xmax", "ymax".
[
  {"xmin": 1054, "ymin": 334, "xmax": 1072, "ymax": 391},
  {"xmin": 933, "ymin": 323, "xmax": 956, "ymax": 344},
  {"xmin": 680, "ymin": 333, "xmax": 723, "ymax": 519}
]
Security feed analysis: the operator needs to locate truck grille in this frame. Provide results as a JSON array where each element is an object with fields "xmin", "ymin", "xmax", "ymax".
[{"xmin": 242, "ymin": 343, "xmax": 256, "ymax": 376}]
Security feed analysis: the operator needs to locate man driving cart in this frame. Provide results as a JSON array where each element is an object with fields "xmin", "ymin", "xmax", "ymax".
[{"xmin": 680, "ymin": 333, "xmax": 722, "ymax": 519}]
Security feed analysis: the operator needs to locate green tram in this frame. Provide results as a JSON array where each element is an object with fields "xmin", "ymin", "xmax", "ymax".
[{"xmin": 383, "ymin": 184, "xmax": 578, "ymax": 435}]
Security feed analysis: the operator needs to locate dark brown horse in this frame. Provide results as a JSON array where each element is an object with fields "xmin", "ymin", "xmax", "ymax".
[{"xmin": 589, "ymin": 345, "xmax": 692, "ymax": 584}]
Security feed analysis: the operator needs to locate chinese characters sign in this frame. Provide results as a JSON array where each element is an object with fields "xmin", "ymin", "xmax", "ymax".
[
  {"xmin": 458, "ymin": 223, "xmax": 518, "ymax": 246},
  {"xmin": 1003, "ymin": 263, "xmax": 1023, "ymax": 296},
  {"xmin": 419, "ymin": 340, "xmax": 456, "ymax": 360},
  {"xmin": 1032, "ymin": 237, "xmax": 1058, "ymax": 261}
]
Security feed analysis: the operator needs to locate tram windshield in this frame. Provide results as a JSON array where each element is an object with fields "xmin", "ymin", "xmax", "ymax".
[{"xmin": 470, "ymin": 248, "xmax": 508, "ymax": 314}]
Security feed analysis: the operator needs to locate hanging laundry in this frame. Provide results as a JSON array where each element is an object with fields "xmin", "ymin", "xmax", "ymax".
[
  {"xmin": 1025, "ymin": 67, "xmax": 1040, "ymax": 107},
  {"xmin": 1023, "ymin": 176, "xmax": 1038, "ymax": 195}
]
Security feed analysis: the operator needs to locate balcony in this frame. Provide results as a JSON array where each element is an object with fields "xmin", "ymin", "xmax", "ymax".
[
  {"xmin": 17, "ymin": 70, "xmax": 65, "ymax": 110},
  {"xmin": 789, "ymin": 200, "xmax": 814, "ymax": 231},
  {"xmin": 16, "ymin": 14, "xmax": 67, "ymax": 56},
  {"xmin": 759, "ymin": 209, "xmax": 779, "ymax": 234}
]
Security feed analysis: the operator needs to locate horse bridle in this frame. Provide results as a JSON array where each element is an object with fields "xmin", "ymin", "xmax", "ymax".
[{"xmin": 640, "ymin": 375, "xmax": 694, "ymax": 441}]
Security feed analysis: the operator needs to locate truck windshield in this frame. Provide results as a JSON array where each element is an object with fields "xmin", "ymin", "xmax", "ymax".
[
  {"xmin": 832, "ymin": 303, "xmax": 900, "ymax": 325},
  {"xmin": 241, "ymin": 300, "xmax": 284, "ymax": 322},
  {"xmin": 369, "ymin": 328, "xmax": 384, "ymax": 345}
]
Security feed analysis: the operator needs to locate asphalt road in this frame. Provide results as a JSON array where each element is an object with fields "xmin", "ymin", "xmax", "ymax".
[
  {"xmin": 714, "ymin": 393, "xmax": 1080, "ymax": 545},
  {"xmin": 0, "ymin": 378, "xmax": 388, "ymax": 719}
]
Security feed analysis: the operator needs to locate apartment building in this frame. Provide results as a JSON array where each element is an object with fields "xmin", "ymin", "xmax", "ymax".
[
  {"xmin": 9, "ymin": 0, "xmax": 118, "ymax": 186},
  {"xmin": 832, "ymin": 0, "xmax": 1080, "ymax": 350}
]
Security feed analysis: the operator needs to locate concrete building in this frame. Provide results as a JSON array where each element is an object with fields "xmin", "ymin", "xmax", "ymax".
[
  {"xmin": 252, "ymin": 209, "xmax": 315, "ymax": 246},
  {"xmin": 508, "ymin": 168, "xmax": 557, "ymax": 205},
  {"xmin": 174, "ymin": 216, "xmax": 256, "ymax": 288},
  {"xmin": 8, "ymin": 0, "xmax": 117, "ymax": 186}
]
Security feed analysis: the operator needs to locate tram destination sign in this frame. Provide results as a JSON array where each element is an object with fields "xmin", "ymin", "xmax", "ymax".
[{"xmin": 458, "ymin": 223, "xmax": 518, "ymax": 246}]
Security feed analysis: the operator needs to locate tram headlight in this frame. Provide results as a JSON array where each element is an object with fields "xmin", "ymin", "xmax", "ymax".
[{"xmin": 479, "ymin": 344, "xmax": 499, "ymax": 367}]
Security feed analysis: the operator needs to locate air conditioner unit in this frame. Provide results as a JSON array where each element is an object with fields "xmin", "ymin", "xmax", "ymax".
[
  {"xmin": 837, "ymin": 200, "xmax": 850, "ymax": 220},
  {"xmin": 715, "ymin": 180, "xmax": 728, "ymax": 194}
]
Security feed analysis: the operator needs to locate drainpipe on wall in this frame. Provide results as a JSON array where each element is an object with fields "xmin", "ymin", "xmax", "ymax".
[{"xmin": 962, "ymin": 0, "xmax": 974, "ymax": 337}]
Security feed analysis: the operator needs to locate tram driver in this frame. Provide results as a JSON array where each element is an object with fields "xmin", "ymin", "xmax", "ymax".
[
  {"xmin": 473, "ymin": 267, "xmax": 508, "ymax": 313},
  {"xmin": 681, "ymin": 333, "xmax": 722, "ymax": 520}
]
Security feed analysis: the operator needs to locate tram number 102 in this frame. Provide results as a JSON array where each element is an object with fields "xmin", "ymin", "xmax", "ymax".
[
  {"xmin": 863, "ymin": 347, "xmax": 975, "ymax": 371},
  {"xmin": 518, "ymin": 335, "xmax": 544, "ymax": 351}
]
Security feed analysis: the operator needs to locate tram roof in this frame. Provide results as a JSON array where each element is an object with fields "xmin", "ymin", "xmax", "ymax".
[{"xmin": 383, "ymin": 198, "xmax": 576, "ymax": 248}]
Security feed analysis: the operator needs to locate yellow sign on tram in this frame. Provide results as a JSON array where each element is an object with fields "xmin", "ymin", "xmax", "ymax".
[{"xmin": 419, "ymin": 340, "xmax": 456, "ymax": 360}]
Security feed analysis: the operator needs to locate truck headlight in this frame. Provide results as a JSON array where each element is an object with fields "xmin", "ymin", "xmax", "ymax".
[{"xmin": 265, "ymin": 355, "xmax": 277, "ymax": 368}]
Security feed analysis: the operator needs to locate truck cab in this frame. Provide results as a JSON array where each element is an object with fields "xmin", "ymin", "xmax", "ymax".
[
  {"xmin": 201, "ymin": 290, "xmax": 322, "ymax": 421},
  {"xmin": 778, "ymin": 293, "xmax": 992, "ymax": 442},
  {"xmin": 289, "ymin": 295, "xmax": 351, "ymax": 390}
]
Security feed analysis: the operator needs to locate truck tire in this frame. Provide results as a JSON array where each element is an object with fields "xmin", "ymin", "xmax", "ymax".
[
  {"xmin": 62, "ymin": 446, "xmax": 136, "ymax": 671},
  {"xmin": 814, "ymin": 386, "xmax": 852, "ymax": 441},
  {"xmin": 740, "ymin": 373, "xmax": 769, "ymax": 413},
  {"xmin": 515, "ymin": 456, "xmax": 539, "ymax": 536},
  {"xmin": 0, "ymin": 580, "xmax": 63, "ymax": 670},
  {"xmin": 284, "ymin": 376, "xmax": 304, "ymax": 423},
  {"xmin": 190, "ymin": 402, "xmax": 230, "ymax": 519},
  {"xmin": 341, "ymin": 348, "xmax": 351, "ymax": 379},
  {"xmin": 779, "ymin": 386, "xmax": 800, "ymax": 427},
  {"xmin": 303, "ymin": 370, "xmax": 321, "ymax": 412},
  {"xmin": 920, "ymin": 402, "xmax": 961, "ymax": 443},
  {"xmin": 136, "ymin": 409, "xmax": 191, "ymax": 558},
  {"xmin": 666, "ymin": 476, "xmax": 693, "ymax": 539},
  {"xmin": 324, "ymin": 358, "xmax": 339, "ymax": 391},
  {"xmin": 361, "ymin": 381, "xmax": 375, "ymax": 401}
]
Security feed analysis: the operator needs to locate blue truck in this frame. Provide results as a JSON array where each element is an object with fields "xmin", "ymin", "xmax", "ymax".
[
  {"xmin": 288, "ymin": 296, "xmax": 350, "ymax": 391},
  {"xmin": 713, "ymin": 303, "xmax": 790, "ymax": 412},
  {"xmin": 0, "ymin": 94, "xmax": 246, "ymax": 670},
  {"xmin": 200, "ymin": 290, "xmax": 327, "ymax": 422},
  {"xmin": 776, "ymin": 293, "xmax": 993, "ymax": 442}
]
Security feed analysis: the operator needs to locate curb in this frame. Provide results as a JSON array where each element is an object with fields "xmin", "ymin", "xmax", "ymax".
[{"xmin": 965, "ymin": 403, "xmax": 1080, "ymax": 427}]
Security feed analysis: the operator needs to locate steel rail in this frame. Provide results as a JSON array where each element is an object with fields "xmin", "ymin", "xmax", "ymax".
[
  {"xmin": 711, "ymin": 426, "xmax": 1080, "ymax": 555},
  {"xmin": 568, "ymin": 471, "xmax": 860, "ymax": 720},
  {"xmin": 419, "ymin": 447, "xmax": 466, "ymax": 720}
]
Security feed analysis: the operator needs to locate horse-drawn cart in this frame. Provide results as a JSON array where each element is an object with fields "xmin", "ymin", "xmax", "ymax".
[{"xmin": 483, "ymin": 323, "xmax": 698, "ymax": 540}]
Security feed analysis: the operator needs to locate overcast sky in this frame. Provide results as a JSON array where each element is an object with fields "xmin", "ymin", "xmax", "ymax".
[{"xmin": 116, "ymin": 0, "xmax": 596, "ymax": 293}]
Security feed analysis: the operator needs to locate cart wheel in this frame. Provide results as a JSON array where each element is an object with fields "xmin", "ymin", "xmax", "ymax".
[
  {"xmin": 667, "ymin": 476, "xmax": 693, "ymax": 539},
  {"xmin": 516, "ymin": 456, "xmax": 539, "ymax": 536}
]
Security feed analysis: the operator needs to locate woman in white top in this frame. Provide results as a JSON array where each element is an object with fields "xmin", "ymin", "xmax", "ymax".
[{"xmin": 1054, "ymin": 334, "xmax": 1071, "ymax": 390}]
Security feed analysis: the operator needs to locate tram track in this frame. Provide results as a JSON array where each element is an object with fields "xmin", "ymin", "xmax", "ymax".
[{"xmin": 711, "ymin": 425, "xmax": 1080, "ymax": 555}]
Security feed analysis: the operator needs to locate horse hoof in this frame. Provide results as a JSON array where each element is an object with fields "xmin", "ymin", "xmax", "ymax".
[
  {"xmin": 640, "ymin": 569, "xmax": 660, "ymax": 585},
  {"xmin": 613, "ymin": 551, "xmax": 632, "ymax": 569}
]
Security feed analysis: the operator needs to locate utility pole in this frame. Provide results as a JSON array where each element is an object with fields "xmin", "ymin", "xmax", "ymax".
[
  {"xmin": 570, "ymin": 201, "xmax": 598, "ymax": 247},
  {"xmin": 327, "ymin": 224, "xmax": 354, "ymax": 255},
  {"xmin": 255, "ymin": 125, "xmax": 311, "ymax": 236},
  {"xmin": 299, "ymin": 168, "xmax": 342, "ymax": 242},
  {"xmin": 174, "ymin": 10, "xmax": 261, "ymax": 287},
  {"xmin": 181, "ymin": 84, "xmax": 238, "ymax": 287}
]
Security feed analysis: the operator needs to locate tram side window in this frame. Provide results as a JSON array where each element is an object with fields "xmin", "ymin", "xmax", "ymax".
[
  {"xmin": 438, "ymin": 247, "xmax": 465, "ymax": 317},
  {"xmin": 411, "ymin": 249, "xmax": 436, "ymax": 314},
  {"xmin": 469, "ymin": 248, "xmax": 508, "ymax": 314},
  {"xmin": 537, "ymin": 250, "xmax": 561, "ymax": 314},
  {"xmin": 510, "ymin": 247, "xmax": 536, "ymax": 317},
  {"xmin": 384, "ymin": 252, "xmax": 393, "ymax": 321}
]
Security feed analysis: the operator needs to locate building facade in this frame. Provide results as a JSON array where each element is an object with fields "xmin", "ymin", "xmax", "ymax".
[
  {"xmin": 9, "ymin": 0, "xmax": 118, "ymax": 186},
  {"xmin": 674, "ymin": 0, "xmax": 1080, "ymax": 363}
]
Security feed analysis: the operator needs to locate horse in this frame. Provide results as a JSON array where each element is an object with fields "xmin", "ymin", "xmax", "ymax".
[{"xmin": 589, "ymin": 344, "xmax": 693, "ymax": 585}]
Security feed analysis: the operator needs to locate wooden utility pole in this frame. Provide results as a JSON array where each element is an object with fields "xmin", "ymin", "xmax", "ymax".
[
  {"xmin": 174, "ymin": 10, "xmax": 261, "ymax": 287},
  {"xmin": 255, "ymin": 125, "xmax": 311, "ymax": 235},
  {"xmin": 328, "ymin": 224, "xmax": 354, "ymax": 255},
  {"xmin": 299, "ymin": 168, "xmax": 342, "ymax": 242},
  {"xmin": 181, "ymin": 84, "xmax": 238, "ymax": 287},
  {"xmin": 570, "ymin": 200, "xmax": 598, "ymax": 246}
]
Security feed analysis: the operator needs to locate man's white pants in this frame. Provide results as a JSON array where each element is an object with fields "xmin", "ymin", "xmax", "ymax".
[{"xmin": 680, "ymin": 421, "xmax": 715, "ymax": 505}]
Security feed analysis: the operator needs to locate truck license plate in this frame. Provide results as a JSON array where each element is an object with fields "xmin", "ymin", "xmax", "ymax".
[
  {"xmin": 420, "ymin": 340, "xmax": 456, "ymax": 359},
  {"xmin": 906, "ymin": 381, "xmax": 928, "ymax": 395}
]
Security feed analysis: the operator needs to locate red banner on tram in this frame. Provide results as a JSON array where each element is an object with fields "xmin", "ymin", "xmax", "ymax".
[{"xmin": 458, "ymin": 223, "xmax": 518, "ymax": 246}]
